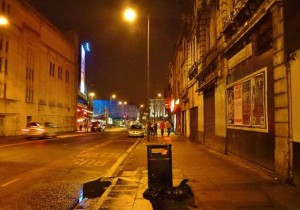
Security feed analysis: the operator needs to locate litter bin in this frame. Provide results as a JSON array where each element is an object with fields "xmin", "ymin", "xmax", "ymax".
[{"xmin": 146, "ymin": 144, "xmax": 172, "ymax": 192}]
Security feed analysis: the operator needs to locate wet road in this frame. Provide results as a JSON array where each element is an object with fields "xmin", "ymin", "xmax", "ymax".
[{"xmin": 0, "ymin": 128, "xmax": 138, "ymax": 210}]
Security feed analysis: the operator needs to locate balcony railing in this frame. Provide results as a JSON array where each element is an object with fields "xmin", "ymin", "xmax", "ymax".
[
  {"xmin": 222, "ymin": 0, "xmax": 262, "ymax": 37},
  {"xmin": 188, "ymin": 62, "xmax": 199, "ymax": 80}
]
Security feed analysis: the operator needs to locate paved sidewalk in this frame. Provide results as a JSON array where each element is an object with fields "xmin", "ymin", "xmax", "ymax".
[{"xmin": 84, "ymin": 133, "xmax": 300, "ymax": 210}]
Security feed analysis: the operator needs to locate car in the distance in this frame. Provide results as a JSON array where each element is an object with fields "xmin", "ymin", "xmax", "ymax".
[
  {"xmin": 128, "ymin": 124, "xmax": 144, "ymax": 137},
  {"xmin": 21, "ymin": 122, "xmax": 57, "ymax": 139},
  {"xmin": 90, "ymin": 121, "xmax": 105, "ymax": 132}
]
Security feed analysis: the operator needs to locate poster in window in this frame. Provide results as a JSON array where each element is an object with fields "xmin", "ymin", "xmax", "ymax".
[
  {"xmin": 242, "ymin": 80, "xmax": 251, "ymax": 125},
  {"xmin": 234, "ymin": 83, "xmax": 242, "ymax": 125},
  {"xmin": 227, "ymin": 87, "xmax": 234, "ymax": 124},
  {"xmin": 252, "ymin": 73, "xmax": 265, "ymax": 127}
]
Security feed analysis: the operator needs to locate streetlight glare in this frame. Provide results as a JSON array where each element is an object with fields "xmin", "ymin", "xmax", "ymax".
[
  {"xmin": 124, "ymin": 8, "xmax": 136, "ymax": 22},
  {"xmin": 0, "ymin": 16, "xmax": 8, "ymax": 25}
]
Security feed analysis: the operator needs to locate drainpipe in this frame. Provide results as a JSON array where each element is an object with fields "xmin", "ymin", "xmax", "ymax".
[{"xmin": 286, "ymin": 52, "xmax": 295, "ymax": 183}]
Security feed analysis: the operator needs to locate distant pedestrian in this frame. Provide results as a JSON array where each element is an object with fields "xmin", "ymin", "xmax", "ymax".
[
  {"xmin": 84, "ymin": 123, "xmax": 88, "ymax": 132},
  {"xmin": 154, "ymin": 122, "xmax": 158, "ymax": 136},
  {"xmin": 166, "ymin": 121, "xmax": 172, "ymax": 136},
  {"xmin": 150, "ymin": 121, "xmax": 155, "ymax": 136},
  {"xmin": 160, "ymin": 120, "xmax": 165, "ymax": 136}
]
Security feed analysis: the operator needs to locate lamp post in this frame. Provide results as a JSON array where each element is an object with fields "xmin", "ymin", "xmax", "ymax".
[
  {"xmin": 110, "ymin": 94, "xmax": 116, "ymax": 105},
  {"xmin": 140, "ymin": 104, "xmax": 144, "ymax": 123},
  {"xmin": 124, "ymin": 7, "xmax": 150, "ymax": 141},
  {"xmin": 89, "ymin": 92, "xmax": 95, "ymax": 120},
  {"xmin": 107, "ymin": 94, "xmax": 116, "ymax": 125},
  {"xmin": 153, "ymin": 93, "xmax": 161, "ymax": 122},
  {"xmin": 119, "ymin": 101, "xmax": 127, "ymax": 127}
]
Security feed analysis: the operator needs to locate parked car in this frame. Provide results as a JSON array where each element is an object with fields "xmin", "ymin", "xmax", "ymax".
[
  {"xmin": 128, "ymin": 124, "xmax": 144, "ymax": 137},
  {"xmin": 21, "ymin": 122, "xmax": 57, "ymax": 139},
  {"xmin": 91, "ymin": 121, "xmax": 105, "ymax": 132}
]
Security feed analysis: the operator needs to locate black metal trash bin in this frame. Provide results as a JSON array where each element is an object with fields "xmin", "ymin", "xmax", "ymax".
[{"xmin": 146, "ymin": 144, "xmax": 172, "ymax": 192}]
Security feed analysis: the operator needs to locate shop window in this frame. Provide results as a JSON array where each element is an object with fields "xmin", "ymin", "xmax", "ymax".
[{"xmin": 227, "ymin": 68, "xmax": 267, "ymax": 131}]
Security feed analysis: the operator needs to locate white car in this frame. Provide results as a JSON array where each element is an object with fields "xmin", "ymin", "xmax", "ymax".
[
  {"xmin": 22, "ymin": 122, "xmax": 57, "ymax": 139},
  {"xmin": 128, "ymin": 124, "xmax": 145, "ymax": 137}
]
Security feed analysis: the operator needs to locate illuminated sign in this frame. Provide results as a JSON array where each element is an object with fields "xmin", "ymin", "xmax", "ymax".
[
  {"xmin": 171, "ymin": 99, "xmax": 175, "ymax": 112},
  {"xmin": 80, "ymin": 45, "xmax": 86, "ymax": 95}
]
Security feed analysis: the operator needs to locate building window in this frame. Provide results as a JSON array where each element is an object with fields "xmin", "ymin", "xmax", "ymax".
[
  {"xmin": 7, "ymin": 3, "xmax": 10, "ymax": 15},
  {"xmin": 2, "ymin": 1, "xmax": 5, "ymax": 12},
  {"xmin": 1, "ymin": 1, "xmax": 10, "ymax": 15},
  {"xmin": 65, "ymin": 70, "xmax": 69, "ymax": 83},
  {"xmin": 5, "ymin": 40, "xmax": 8, "ymax": 52},
  {"xmin": 58, "ymin": 66, "xmax": 62, "ymax": 80},
  {"xmin": 0, "ymin": 36, "xmax": 2, "ymax": 50},
  {"xmin": 25, "ymin": 50, "xmax": 35, "ymax": 103},
  {"xmin": 4, "ymin": 58, "xmax": 7, "ymax": 74},
  {"xmin": 50, "ymin": 62, "xmax": 55, "ymax": 76},
  {"xmin": 226, "ymin": 68, "xmax": 267, "ymax": 132},
  {"xmin": 3, "ymin": 83, "xmax": 6, "ymax": 99}
]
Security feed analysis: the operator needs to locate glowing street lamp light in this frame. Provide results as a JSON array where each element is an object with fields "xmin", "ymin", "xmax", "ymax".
[
  {"xmin": 89, "ymin": 92, "xmax": 95, "ymax": 108},
  {"xmin": 0, "ymin": 16, "xmax": 8, "ymax": 26},
  {"xmin": 89, "ymin": 92, "xmax": 95, "ymax": 100},
  {"xmin": 124, "ymin": 8, "xmax": 136, "ymax": 22},
  {"xmin": 110, "ymin": 94, "xmax": 116, "ymax": 104}
]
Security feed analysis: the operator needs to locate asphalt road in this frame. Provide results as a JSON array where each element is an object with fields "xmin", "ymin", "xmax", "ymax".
[{"xmin": 0, "ymin": 128, "xmax": 138, "ymax": 210}]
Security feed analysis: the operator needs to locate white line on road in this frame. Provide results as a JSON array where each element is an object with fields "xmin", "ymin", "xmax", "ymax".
[
  {"xmin": 104, "ymin": 138, "xmax": 142, "ymax": 177},
  {"xmin": 1, "ymin": 178, "xmax": 21, "ymax": 187},
  {"xmin": 0, "ymin": 140, "xmax": 48, "ymax": 148},
  {"xmin": 74, "ymin": 138, "xmax": 144, "ymax": 209}
]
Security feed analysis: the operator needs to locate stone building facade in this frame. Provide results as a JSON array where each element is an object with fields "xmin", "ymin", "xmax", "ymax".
[
  {"xmin": 0, "ymin": 0, "xmax": 78, "ymax": 136},
  {"xmin": 168, "ymin": 0, "xmax": 300, "ymax": 186}
]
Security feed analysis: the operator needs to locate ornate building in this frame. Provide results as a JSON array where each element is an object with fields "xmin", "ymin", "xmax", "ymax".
[{"xmin": 168, "ymin": 0, "xmax": 300, "ymax": 186}]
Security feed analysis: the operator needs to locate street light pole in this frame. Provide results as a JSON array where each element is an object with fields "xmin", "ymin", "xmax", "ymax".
[
  {"xmin": 89, "ymin": 92, "xmax": 95, "ymax": 121},
  {"xmin": 147, "ymin": 15, "xmax": 150, "ymax": 102},
  {"xmin": 123, "ymin": 8, "xmax": 150, "ymax": 140},
  {"xmin": 147, "ymin": 14, "xmax": 150, "ymax": 142}
]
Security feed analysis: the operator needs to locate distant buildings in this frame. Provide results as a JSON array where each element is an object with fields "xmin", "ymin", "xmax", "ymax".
[
  {"xmin": 0, "ymin": 0, "xmax": 78, "ymax": 135},
  {"xmin": 92, "ymin": 100, "xmax": 139, "ymax": 126}
]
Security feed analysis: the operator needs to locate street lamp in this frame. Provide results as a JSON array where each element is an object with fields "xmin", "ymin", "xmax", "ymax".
[
  {"xmin": 110, "ymin": 94, "xmax": 116, "ymax": 105},
  {"xmin": 124, "ymin": 8, "xmax": 136, "ymax": 22},
  {"xmin": 0, "ymin": 15, "xmax": 8, "ymax": 26},
  {"xmin": 107, "ymin": 94, "xmax": 116, "ymax": 125},
  {"xmin": 89, "ymin": 92, "xmax": 95, "ymax": 104},
  {"xmin": 89, "ymin": 92, "xmax": 95, "ymax": 119},
  {"xmin": 153, "ymin": 93, "xmax": 162, "ymax": 122},
  {"xmin": 124, "ymin": 7, "xmax": 150, "ymax": 140}
]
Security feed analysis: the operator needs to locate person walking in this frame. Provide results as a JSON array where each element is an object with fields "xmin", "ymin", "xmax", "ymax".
[
  {"xmin": 166, "ymin": 120, "xmax": 172, "ymax": 136},
  {"xmin": 159, "ymin": 120, "xmax": 165, "ymax": 136},
  {"xmin": 154, "ymin": 121, "xmax": 158, "ymax": 136}
]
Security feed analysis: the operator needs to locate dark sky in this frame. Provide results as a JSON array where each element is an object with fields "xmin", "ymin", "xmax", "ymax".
[{"xmin": 25, "ymin": 0, "xmax": 182, "ymax": 106}]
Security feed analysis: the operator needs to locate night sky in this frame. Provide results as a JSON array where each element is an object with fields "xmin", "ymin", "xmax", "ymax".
[{"xmin": 25, "ymin": 0, "xmax": 183, "ymax": 106}]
